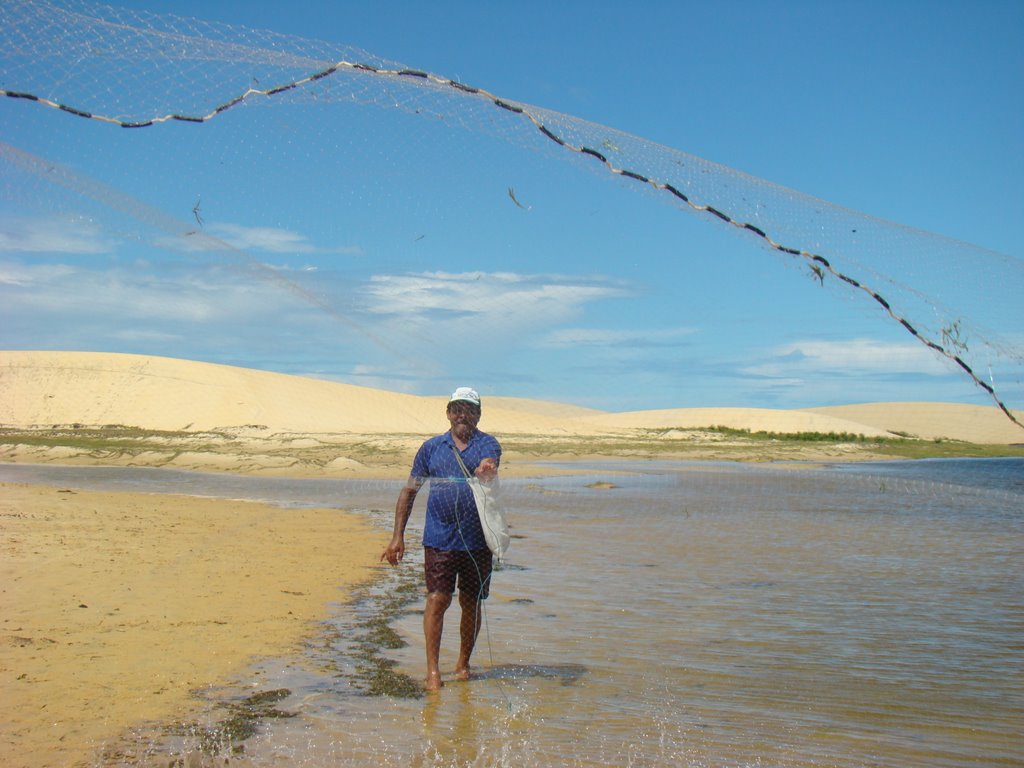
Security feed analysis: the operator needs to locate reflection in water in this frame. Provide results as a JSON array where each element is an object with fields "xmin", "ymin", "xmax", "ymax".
[
  {"xmin": 476, "ymin": 663, "xmax": 587, "ymax": 685},
  {"xmin": 3, "ymin": 460, "xmax": 1022, "ymax": 766}
]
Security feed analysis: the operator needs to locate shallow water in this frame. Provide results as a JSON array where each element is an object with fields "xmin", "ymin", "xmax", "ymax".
[{"xmin": 3, "ymin": 459, "xmax": 1023, "ymax": 766}]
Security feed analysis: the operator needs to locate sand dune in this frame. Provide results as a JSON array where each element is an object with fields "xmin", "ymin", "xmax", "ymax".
[
  {"xmin": 2, "ymin": 350, "xmax": 1022, "ymax": 445},
  {"xmin": 803, "ymin": 403, "xmax": 1024, "ymax": 444},
  {"xmin": 2, "ymin": 350, "xmax": 443, "ymax": 433},
  {"xmin": 571, "ymin": 407, "xmax": 894, "ymax": 438},
  {"xmin": 0, "ymin": 351, "xmax": 578, "ymax": 436}
]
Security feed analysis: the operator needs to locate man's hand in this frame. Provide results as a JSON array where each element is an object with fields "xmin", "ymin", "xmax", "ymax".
[
  {"xmin": 380, "ymin": 536, "xmax": 405, "ymax": 566},
  {"xmin": 475, "ymin": 457, "xmax": 498, "ymax": 481}
]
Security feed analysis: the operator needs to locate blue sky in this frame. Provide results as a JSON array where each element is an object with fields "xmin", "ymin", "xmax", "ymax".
[{"xmin": 2, "ymin": 0, "xmax": 1022, "ymax": 413}]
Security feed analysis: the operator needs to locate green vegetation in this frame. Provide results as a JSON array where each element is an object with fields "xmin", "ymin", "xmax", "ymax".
[
  {"xmin": 166, "ymin": 687, "xmax": 296, "ymax": 760},
  {"xmin": 0, "ymin": 425, "xmax": 227, "ymax": 453},
  {"xmin": 694, "ymin": 425, "xmax": 1024, "ymax": 458},
  {"xmin": 699, "ymin": 425, "xmax": 884, "ymax": 442},
  {"xmin": 3, "ymin": 423, "xmax": 1021, "ymax": 469},
  {"xmin": 502, "ymin": 427, "xmax": 1024, "ymax": 462},
  {"xmin": 354, "ymin": 571, "xmax": 423, "ymax": 698},
  {"xmin": 0, "ymin": 425, "xmax": 420, "ymax": 470},
  {"xmin": 866, "ymin": 441, "xmax": 1024, "ymax": 460}
]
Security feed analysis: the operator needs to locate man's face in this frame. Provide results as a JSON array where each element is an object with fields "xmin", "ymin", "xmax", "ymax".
[{"xmin": 447, "ymin": 401, "xmax": 481, "ymax": 440}]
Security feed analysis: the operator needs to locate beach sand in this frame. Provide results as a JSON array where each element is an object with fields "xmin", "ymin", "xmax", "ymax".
[
  {"xmin": 0, "ymin": 482, "xmax": 381, "ymax": 768},
  {"xmin": 2, "ymin": 351, "xmax": 1022, "ymax": 480},
  {"xmin": 1, "ymin": 350, "xmax": 1023, "ymax": 766}
]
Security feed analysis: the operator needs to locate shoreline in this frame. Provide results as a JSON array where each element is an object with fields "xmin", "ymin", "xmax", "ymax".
[
  {"xmin": 4, "ymin": 455, "xmax": 1021, "ymax": 765},
  {"xmin": 0, "ymin": 482, "xmax": 383, "ymax": 768},
  {"xmin": 2, "ymin": 426, "xmax": 1021, "ymax": 483}
]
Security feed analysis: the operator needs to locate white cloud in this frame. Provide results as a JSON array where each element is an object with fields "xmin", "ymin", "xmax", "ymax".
[
  {"xmin": 746, "ymin": 338, "xmax": 953, "ymax": 377},
  {"xmin": 363, "ymin": 271, "xmax": 626, "ymax": 326},
  {"xmin": 0, "ymin": 258, "xmax": 303, "ymax": 326},
  {"xmin": 540, "ymin": 326, "xmax": 696, "ymax": 348},
  {"xmin": 0, "ymin": 215, "xmax": 112, "ymax": 254},
  {"xmin": 208, "ymin": 223, "xmax": 317, "ymax": 253},
  {"xmin": 155, "ymin": 223, "xmax": 362, "ymax": 258},
  {"xmin": 110, "ymin": 328, "xmax": 184, "ymax": 343},
  {"xmin": 0, "ymin": 261, "xmax": 78, "ymax": 286}
]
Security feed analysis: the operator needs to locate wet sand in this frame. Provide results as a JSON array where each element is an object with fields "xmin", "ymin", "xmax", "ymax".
[{"xmin": 0, "ymin": 483, "xmax": 382, "ymax": 768}]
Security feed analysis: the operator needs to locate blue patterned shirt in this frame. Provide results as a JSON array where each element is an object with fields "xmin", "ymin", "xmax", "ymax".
[{"xmin": 412, "ymin": 430, "xmax": 502, "ymax": 551}]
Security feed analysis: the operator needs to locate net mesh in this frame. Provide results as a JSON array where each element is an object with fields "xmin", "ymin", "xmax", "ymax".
[
  {"xmin": 3, "ymin": 0, "xmax": 1023, "ymax": 425},
  {"xmin": 2, "ymin": 8, "xmax": 1024, "ymax": 763}
]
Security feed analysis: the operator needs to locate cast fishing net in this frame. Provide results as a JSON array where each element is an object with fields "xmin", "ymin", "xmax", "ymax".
[
  {"xmin": 2, "ymin": 2, "xmax": 1024, "ymax": 766},
  {"xmin": 3, "ymin": 0, "xmax": 1022, "ymax": 427}
]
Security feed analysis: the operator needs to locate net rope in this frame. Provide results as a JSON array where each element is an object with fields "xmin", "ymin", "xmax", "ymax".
[
  {"xmin": 7, "ymin": 55, "xmax": 1020, "ymax": 425},
  {"xmin": 2, "ymin": 0, "xmax": 1022, "ymax": 425}
]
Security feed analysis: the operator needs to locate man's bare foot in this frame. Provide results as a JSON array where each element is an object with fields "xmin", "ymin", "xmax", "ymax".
[
  {"xmin": 424, "ymin": 671, "xmax": 444, "ymax": 692},
  {"xmin": 453, "ymin": 665, "xmax": 471, "ymax": 682}
]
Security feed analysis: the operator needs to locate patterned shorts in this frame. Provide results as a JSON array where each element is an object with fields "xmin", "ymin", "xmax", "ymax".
[{"xmin": 423, "ymin": 546, "xmax": 493, "ymax": 600}]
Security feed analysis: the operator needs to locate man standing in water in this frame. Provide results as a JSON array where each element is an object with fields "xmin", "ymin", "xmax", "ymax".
[{"xmin": 381, "ymin": 387, "xmax": 501, "ymax": 691}]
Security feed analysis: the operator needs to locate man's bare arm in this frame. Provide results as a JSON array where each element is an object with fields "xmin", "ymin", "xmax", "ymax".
[{"xmin": 381, "ymin": 476, "xmax": 422, "ymax": 565}]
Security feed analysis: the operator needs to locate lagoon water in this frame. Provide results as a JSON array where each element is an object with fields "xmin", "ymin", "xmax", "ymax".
[{"xmin": 3, "ymin": 459, "xmax": 1022, "ymax": 767}]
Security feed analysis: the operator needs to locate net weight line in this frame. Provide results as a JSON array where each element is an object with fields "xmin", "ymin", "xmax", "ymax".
[{"xmin": 4, "ymin": 55, "xmax": 1021, "ymax": 431}]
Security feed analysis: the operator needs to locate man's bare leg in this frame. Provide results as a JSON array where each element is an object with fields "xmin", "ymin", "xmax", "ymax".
[
  {"xmin": 454, "ymin": 590, "xmax": 483, "ymax": 681},
  {"xmin": 424, "ymin": 591, "xmax": 452, "ymax": 691}
]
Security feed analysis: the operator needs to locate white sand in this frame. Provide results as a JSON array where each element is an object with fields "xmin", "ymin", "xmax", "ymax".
[
  {"xmin": 2, "ymin": 350, "xmax": 1022, "ymax": 445},
  {"xmin": 803, "ymin": 403, "xmax": 1024, "ymax": 444}
]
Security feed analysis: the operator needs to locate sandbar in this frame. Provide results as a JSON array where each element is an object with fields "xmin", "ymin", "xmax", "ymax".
[{"xmin": 0, "ymin": 482, "xmax": 381, "ymax": 768}]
